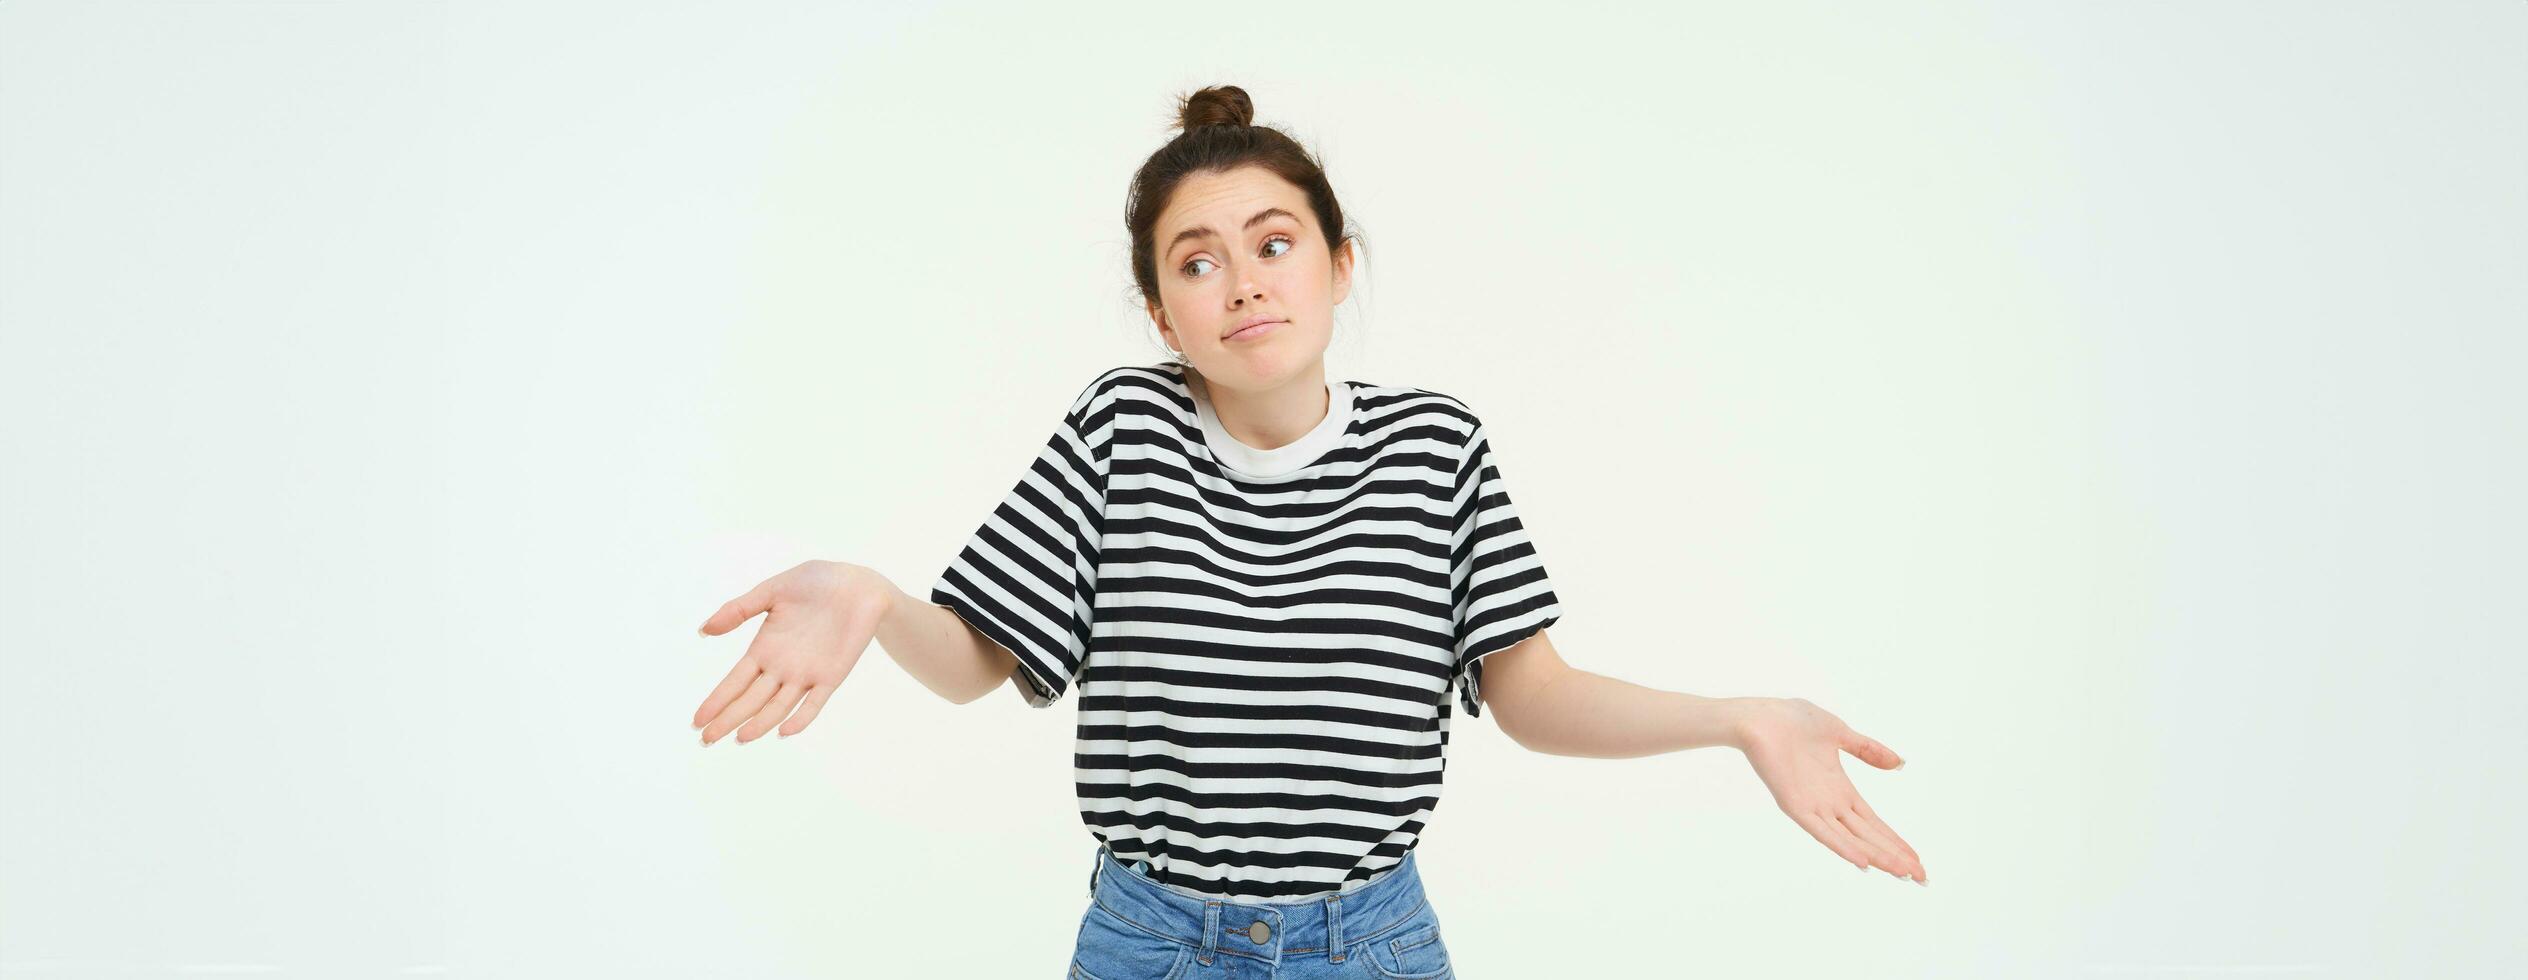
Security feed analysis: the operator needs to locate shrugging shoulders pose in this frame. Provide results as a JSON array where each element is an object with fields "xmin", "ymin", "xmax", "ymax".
[{"xmin": 693, "ymin": 84, "xmax": 1924, "ymax": 976}]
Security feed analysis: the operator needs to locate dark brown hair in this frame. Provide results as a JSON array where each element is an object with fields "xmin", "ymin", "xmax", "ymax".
[{"xmin": 1125, "ymin": 85, "xmax": 1366, "ymax": 334}]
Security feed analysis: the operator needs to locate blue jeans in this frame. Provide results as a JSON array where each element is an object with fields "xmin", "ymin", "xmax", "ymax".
[{"xmin": 1069, "ymin": 843, "xmax": 1456, "ymax": 979}]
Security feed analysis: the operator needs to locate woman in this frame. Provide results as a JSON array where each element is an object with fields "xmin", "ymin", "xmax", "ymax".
[{"xmin": 692, "ymin": 85, "xmax": 1924, "ymax": 979}]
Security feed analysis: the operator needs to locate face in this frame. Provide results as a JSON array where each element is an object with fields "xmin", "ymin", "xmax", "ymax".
[{"xmin": 1147, "ymin": 165, "xmax": 1353, "ymax": 393}]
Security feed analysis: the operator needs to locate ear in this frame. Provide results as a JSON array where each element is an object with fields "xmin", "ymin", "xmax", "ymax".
[
  {"xmin": 1146, "ymin": 300, "xmax": 1175, "ymax": 348},
  {"xmin": 1331, "ymin": 239, "xmax": 1354, "ymax": 306}
]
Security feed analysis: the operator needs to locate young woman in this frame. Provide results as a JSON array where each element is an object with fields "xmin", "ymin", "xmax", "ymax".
[{"xmin": 692, "ymin": 85, "xmax": 1925, "ymax": 979}]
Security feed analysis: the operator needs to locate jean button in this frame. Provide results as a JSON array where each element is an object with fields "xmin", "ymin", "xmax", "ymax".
[{"xmin": 1247, "ymin": 921, "xmax": 1270, "ymax": 944}]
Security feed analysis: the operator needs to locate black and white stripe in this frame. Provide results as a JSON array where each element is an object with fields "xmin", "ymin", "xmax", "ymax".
[{"xmin": 930, "ymin": 361, "xmax": 1561, "ymax": 901}]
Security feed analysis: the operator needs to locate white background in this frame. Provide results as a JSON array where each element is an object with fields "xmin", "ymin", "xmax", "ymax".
[{"xmin": 3, "ymin": 2, "xmax": 2521, "ymax": 977}]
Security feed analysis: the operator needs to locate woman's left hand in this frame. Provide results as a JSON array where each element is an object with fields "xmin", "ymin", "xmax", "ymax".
[{"xmin": 1735, "ymin": 697, "xmax": 1926, "ymax": 884}]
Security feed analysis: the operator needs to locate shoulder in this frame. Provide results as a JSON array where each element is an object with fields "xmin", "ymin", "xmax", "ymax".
[
  {"xmin": 1063, "ymin": 362, "xmax": 1178, "ymax": 408},
  {"xmin": 1362, "ymin": 380, "xmax": 1482, "ymax": 446},
  {"xmin": 1060, "ymin": 362, "xmax": 1196, "ymax": 440}
]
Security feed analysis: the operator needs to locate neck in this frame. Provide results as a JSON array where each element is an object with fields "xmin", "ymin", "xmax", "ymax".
[{"xmin": 1197, "ymin": 366, "xmax": 1330, "ymax": 451}]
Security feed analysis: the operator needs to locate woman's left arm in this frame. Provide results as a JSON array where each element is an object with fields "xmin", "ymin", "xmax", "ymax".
[{"xmin": 1480, "ymin": 630, "xmax": 1929, "ymax": 884}]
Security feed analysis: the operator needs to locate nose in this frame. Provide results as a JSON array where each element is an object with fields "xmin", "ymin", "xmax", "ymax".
[{"xmin": 1226, "ymin": 257, "xmax": 1263, "ymax": 307}]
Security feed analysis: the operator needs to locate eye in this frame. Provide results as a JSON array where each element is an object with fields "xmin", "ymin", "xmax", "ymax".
[{"xmin": 1179, "ymin": 235, "xmax": 1296, "ymax": 279}]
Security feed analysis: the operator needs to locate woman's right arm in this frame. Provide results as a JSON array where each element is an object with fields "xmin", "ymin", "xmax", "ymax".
[
  {"xmin": 867, "ymin": 573, "xmax": 1021, "ymax": 706},
  {"xmin": 691, "ymin": 560, "xmax": 1018, "ymax": 745}
]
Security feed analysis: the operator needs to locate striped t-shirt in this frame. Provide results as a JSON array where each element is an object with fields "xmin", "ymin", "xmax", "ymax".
[{"xmin": 928, "ymin": 360, "xmax": 1562, "ymax": 901}]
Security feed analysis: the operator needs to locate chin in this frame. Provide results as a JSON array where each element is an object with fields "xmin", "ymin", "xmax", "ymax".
[{"xmin": 1207, "ymin": 330, "xmax": 1327, "ymax": 388}]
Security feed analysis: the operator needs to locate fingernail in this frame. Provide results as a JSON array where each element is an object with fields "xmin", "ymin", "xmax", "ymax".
[
  {"xmin": 700, "ymin": 734, "xmax": 712, "ymax": 747},
  {"xmin": 696, "ymin": 625, "xmax": 708, "ymax": 637},
  {"xmin": 1895, "ymin": 761, "xmax": 1906, "ymax": 770}
]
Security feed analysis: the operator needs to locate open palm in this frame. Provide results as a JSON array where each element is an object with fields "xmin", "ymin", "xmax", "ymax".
[
  {"xmin": 1738, "ymin": 697, "xmax": 1927, "ymax": 884},
  {"xmin": 691, "ymin": 560, "xmax": 887, "ymax": 745}
]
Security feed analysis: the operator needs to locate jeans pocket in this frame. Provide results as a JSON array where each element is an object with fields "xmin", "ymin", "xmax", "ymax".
[
  {"xmin": 1070, "ymin": 901, "xmax": 1195, "ymax": 980},
  {"xmin": 1359, "ymin": 905, "xmax": 1453, "ymax": 980}
]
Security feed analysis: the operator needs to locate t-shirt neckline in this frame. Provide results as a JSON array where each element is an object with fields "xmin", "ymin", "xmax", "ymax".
[{"xmin": 1186, "ymin": 369, "xmax": 1353, "ymax": 480}]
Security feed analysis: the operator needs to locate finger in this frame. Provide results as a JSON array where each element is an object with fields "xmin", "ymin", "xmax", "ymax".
[
  {"xmin": 1852, "ymin": 797, "xmax": 1926, "ymax": 882},
  {"xmin": 1842, "ymin": 729, "xmax": 1904, "ymax": 771},
  {"xmin": 702, "ymin": 672, "xmax": 779, "ymax": 745},
  {"xmin": 779, "ymin": 684, "xmax": 837, "ymax": 738},
  {"xmin": 692, "ymin": 657, "xmax": 762, "ymax": 730},
  {"xmin": 1836, "ymin": 806, "xmax": 1920, "ymax": 882},
  {"xmin": 698, "ymin": 577, "xmax": 777, "ymax": 638},
  {"xmin": 736, "ymin": 682, "xmax": 808, "ymax": 744},
  {"xmin": 1830, "ymin": 810, "xmax": 1906, "ymax": 878},
  {"xmin": 1788, "ymin": 808, "xmax": 1874, "ymax": 872}
]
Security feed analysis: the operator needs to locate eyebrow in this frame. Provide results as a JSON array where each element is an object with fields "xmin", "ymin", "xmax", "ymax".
[{"xmin": 1166, "ymin": 207, "xmax": 1300, "ymax": 256}]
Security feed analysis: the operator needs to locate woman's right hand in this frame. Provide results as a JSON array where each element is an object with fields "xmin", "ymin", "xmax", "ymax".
[{"xmin": 691, "ymin": 559, "xmax": 896, "ymax": 746}]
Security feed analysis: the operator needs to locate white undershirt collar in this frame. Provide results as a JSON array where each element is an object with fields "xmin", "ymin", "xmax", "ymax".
[{"xmin": 1188, "ymin": 370, "xmax": 1353, "ymax": 480}]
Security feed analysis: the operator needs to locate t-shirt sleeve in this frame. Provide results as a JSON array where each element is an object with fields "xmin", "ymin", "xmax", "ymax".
[
  {"xmin": 927, "ymin": 376, "xmax": 1113, "ymax": 708},
  {"xmin": 1446, "ymin": 418, "xmax": 1563, "ymax": 719}
]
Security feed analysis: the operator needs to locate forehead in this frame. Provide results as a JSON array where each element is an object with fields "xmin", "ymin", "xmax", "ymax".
[{"xmin": 1157, "ymin": 167, "xmax": 1308, "ymax": 244}]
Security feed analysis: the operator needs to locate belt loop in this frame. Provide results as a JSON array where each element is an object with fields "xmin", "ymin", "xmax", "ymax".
[
  {"xmin": 1198, "ymin": 900, "xmax": 1221, "ymax": 966},
  {"xmin": 1326, "ymin": 893, "xmax": 1346, "ymax": 963}
]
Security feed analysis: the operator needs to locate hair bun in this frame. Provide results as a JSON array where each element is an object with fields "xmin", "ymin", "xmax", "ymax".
[{"xmin": 1174, "ymin": 85, "xmax": 1254, "ymax": 131}]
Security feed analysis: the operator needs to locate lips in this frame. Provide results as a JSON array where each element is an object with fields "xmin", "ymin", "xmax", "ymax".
[{"xmin": 1224, "ymin": 316, "xmax": 1285, "ymax": 342}]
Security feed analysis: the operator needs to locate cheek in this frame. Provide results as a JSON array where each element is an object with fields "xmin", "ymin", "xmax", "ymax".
[
  {"xmin": 1271, "ymin": 267, "xmax": 1328, "ymax": 302},
  {"xmin": 1169, "ymin": 278, "xmax": 1217, "ymax": 311},
  {"xmin": 1157, "ymin": 284, "xmax": 1196, "ymax": 330}
]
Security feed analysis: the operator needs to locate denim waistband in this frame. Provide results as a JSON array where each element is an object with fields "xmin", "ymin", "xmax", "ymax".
[{"xmin": 1084, "ymin": 844, "xmax": 1432, "ymax": 968}]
